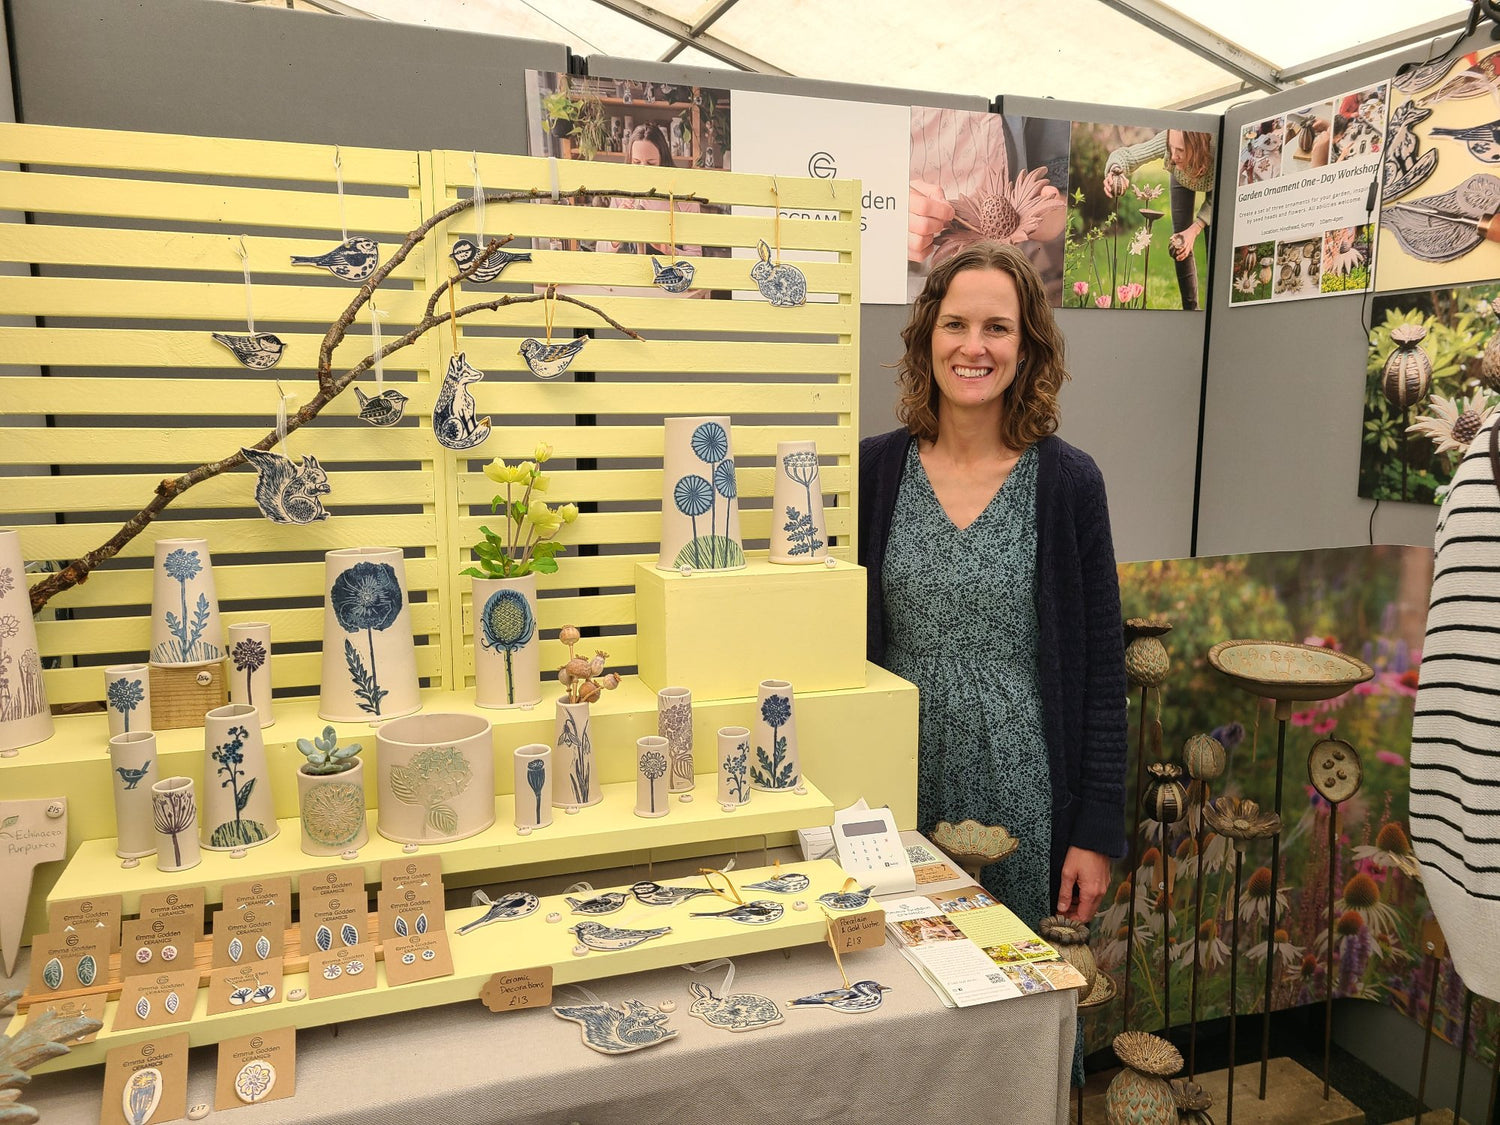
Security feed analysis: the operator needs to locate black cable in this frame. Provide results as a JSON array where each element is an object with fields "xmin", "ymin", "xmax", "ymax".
[{"xmin": 1369, "ymin": 498, "xmax": 1381, "ymax": 545}]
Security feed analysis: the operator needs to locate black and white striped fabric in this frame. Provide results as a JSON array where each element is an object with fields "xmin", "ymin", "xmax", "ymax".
[{"xmin": 1412, "ymin": 412, "xmax": 1500, "ymax": 1001}]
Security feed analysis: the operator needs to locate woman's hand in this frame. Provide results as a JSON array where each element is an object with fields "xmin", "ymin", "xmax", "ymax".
[
  {"xmin": 1057, "ymin": 846, "xmax": 1111, "ymax": 922},
  {"xmin": 1103, "ymin": 164, "xmax": 1130, "ymax": 199},
  {"xmin": 1170, "ymin": 221, "xmax": 1202, "ymax": 261},
  {"xmin": 908, "ymin": 180, "xmax": 955, "ymax": 263}
]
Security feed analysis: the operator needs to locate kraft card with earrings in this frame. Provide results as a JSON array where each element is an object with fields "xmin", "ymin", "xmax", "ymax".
[
  {"xmin": 381, "ymin": 853, "xmax": 443, "ymax": 891},
  {"xmin": 120, "ymin": 916, "xmax": 191, "ymax": 981},
  {"xmin": 101, "ymin": 1032, "xmax": 189, "ymax": 1125},
  {"xmin": 29, "ymin": 928, "xmax": 107, "ymax": 994},
  {"xmin": 139, "ymin": 887, "xmax": 207, "ymax": 944},
  {"xmin": 298, "ymin": 869, "xmax": 369, "ymax": 954},
  {"xmin": 214, "ymin": 1026, "xmax": 296, "ymax": 1111},
  {"xmin": 222, "ymin": 876, "xmax": 290, "ymax": 913},
  {"xmin": 47, "ymin": 894, "xmax": 122, "ymax": 956},
  {"xmin": 376, "ymin": 881, "xmax": 444, "ymax": 943},
  {"xmin": 384, "ymin": 930, "xmax": 454, "ymax": 986},
  {"xmin": 24, "ymin": 997, "xmax": 99, "ymax": 1044},
  {"xmin": 308, "ymin": 941, "xmax": 377, "ymax": 1000},
  {"xmin": 112, "ymin": 967, "xmax": 199, "ymax": 1031},
  {"xmin": 210, "ymin": 900, "xmax": 287, "ymax": 969},
  {"xmin": 207, "ymin": 958, "xmax": 283, "ymax": 1016}
]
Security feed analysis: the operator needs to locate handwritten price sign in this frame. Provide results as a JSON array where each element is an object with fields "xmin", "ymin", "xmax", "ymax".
[
  {"xmin": 827, "ymin": 908, "xmax": 885, "ymax": 954},
  {"xmin": 480, "ymin": 966, "xmax": 554, "ymax": 1013}
]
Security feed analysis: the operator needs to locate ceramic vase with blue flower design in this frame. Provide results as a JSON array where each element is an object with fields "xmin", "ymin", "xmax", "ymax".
[
  {"xmin": 109, "ymin": 730, "xmax": 158, "ymax": 858},
  {"xmin": 473, "ymin": 575, "xmax": 542, "ymax": 709},
  {"xmin": 769, "ymin": 440, "xmax": 828, "ymax": 564},
  {"xmin": 0, "ymin": 529, "xmax": 53, "ymax": 754},
  {"xmin": 318, "ymin": 547, "xmax": 420, "ymax": 722},
  {"xmin": 513, "ymin": 743, "xmax": 552, "ymax": 830},
  {"xmin": 635, "ymin": 735, "xmax": 671, "ymax": 819},
  {"xmin": 151, "ymin": 775, "xmax": 200, "ymax": 873},
  {"xmin": 716, "ymin": 725, "xmax": 751, "ymax": 807},
  {"xmin": 750, "ymin": 679, "xmax": 800, "ymax": 792},
  {"xmin": 148, "ymin": 537, "xmax": 224, "ymax": 667},
  {"xmin": 228, "ymin": 622, "xmax": 274, "ymax": 728},
  {"xmin": 104, "ymin": 664, "xmax": 150, "ymax": 738},
  {"xmin": 200, "ymin": 703, "xmax": 278, "ymax": 851},
  {"xmin": 657, "ymin": 416, "xmax": 744, "ymax": 571}
]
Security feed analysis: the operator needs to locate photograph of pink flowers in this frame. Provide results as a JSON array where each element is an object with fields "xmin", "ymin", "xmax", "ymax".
[
  {"xmin": 1361, "ymin": 282, "xmax": 1500, "ymax": 504},
  {"xmin": 1083, "ymin": 546, "xmax": 1499, "ymax": 1074},
  {"xmin": 1064, "ymin": 122, "xmax": 1215, "ymax": 311}
]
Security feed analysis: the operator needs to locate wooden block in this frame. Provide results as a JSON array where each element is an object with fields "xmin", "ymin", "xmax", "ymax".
[
  {"xmin": 634, "ymin": 558, "xmax": 867, "ymax": 701},
  {"xmin": 148, "ymin": 662, "xmax": 227, "ymax": 732}
]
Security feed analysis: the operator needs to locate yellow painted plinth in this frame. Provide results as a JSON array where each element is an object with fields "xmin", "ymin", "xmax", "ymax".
[
  {"xmin": 13, "ymin": 858, "xmax": 880, "ymax": 1072},
  {"xmin": 634, "ymin": 558, "xmax": 867, "ymax": 700}
]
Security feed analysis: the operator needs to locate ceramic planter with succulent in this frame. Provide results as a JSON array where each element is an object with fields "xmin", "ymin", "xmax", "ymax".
[
  {"xmin": 658, "ymin": 417, "xmax": 744, "ymax": 572},
  {"xmin": 376, "ymin": 712, "xmax": 494, "ymax": 843},
  {"xmin": 554, "ymin": 626, "xmax": 620, "ymax": 809},
  {"xmin": 318, "ymin": 547, "xmax": 419, "ymax": 722},
  {"xmin": 148, "ymin": 537, "xmax": 224, "ymax": 667},
  {"xmin": 200, "ymin": 703, "xmax": 278, "ymax": 851},
  {"xmin": 465, "ymin": 445, "xmax": 578, "ymax": 710},
  {"xmin": 295, "ymin": 726, "xmax": 367, "ymax": 856}
]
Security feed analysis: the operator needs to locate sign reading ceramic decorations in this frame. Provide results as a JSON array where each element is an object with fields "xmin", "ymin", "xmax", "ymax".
[{"xmin": 1228, "ymin": 81, "xmax": 1389, "ymax": 306}]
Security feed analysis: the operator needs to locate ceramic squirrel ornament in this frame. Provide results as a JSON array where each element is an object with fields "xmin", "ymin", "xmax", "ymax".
[{"xmin": 241, "ymin": 447, "xmax": 331, "ymax": 524}]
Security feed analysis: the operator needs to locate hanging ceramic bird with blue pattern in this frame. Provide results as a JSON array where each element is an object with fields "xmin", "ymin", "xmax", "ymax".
[
  {"xmin": 788, "ymin": 980, "xmax": 890, "ymax": 1014},
  {"xmin": 569, "ymin": 921, "xmax": 672, "ymax": 951},
  {"xmin": 689, "ymin": 900, "xmax": 784, "ymax": 925},
  {"xmin": 213, "ymin": 332, "xmax": 286, "ymax": 369},
  {"xmin": 455, "ymin": 891, "xmax": 539, "ymax": 935},
  {"xmin": 651, "ymin": 257, "xmax": 695, "ymax": 293},
  {"xmin": 817, "ymin": 885, "xmax": 876, "ymax": 911},
  {"xmin": 743, "ymin": 872, "xmax": 810, "ymax": 894},
  {"xmin": 518, "ymin": 336, "xmax": 588, "ymax": 380},
  {"xmin": 565, "ymin": 891, "xmax": 628, "ymax": 915},
  {"xmin": 630, "ymin": 880, "xmax": 716, "ymax": 907},
  {"xmin": 450, "ymin": 238, "xmax": 532, "ymax": 283},
  {"xmin": 290, "ymin": 236, "xmax": 380, "ymax": 282},
  {"xmin": 352, "ymin": 386, "xmax": 409, "ymax": 427}
]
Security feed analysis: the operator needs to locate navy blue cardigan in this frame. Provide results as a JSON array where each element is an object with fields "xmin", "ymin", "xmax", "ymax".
[{"xmin": 858, "ymin": 428, "xmax": 1129, "ymax": 899}]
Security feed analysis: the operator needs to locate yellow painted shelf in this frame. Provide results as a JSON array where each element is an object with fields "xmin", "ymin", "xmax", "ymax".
[
  {"xmin": 47, "ymin": 777, "xmax": 834, "ymax": 914},
  {"xmin": 16, "ymin": 858, "xmax": 879, "ymax": 1072}
]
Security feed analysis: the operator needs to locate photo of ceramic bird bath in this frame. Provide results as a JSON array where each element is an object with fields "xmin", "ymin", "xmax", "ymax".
[
  {"xmin": 1207, "ymin": 639, "xmax": 1372, "ymax": 1102},
  {"xmin": 1306, "ymin": 737, "xmax": 1362, "ymax": 1102}
]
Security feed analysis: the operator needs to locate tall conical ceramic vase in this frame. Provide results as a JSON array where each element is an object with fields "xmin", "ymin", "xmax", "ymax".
[
  {"xmin": 149, "ymin": 537, "xmax": 224, "ymax": 666},
  {"xmin": 151, "ymin": 776, "xmax": 200, "ymax": 873},
  {"xmin": 228, "ymin": 622, "xmax": 274, "ymax": 728},
  {"xmin": 200, "ymin": 703, "xmax": 279, "ymax": 851},
  {"xmin": 319, "ymin": 547, "xmax": 420, "ymax": 722},
  {"xmin": 769, "ymin": 440, "xmax": 828, "ymax": 563},
  {"xmin": 376, "ymin": 712, "xmax": 494, "ymax": 843},
  {"xmin": 657, "ymin": 416, "xmax": 744, "ymax": 572},
  {"xmin": 297, "ymin": 758, "xmax": 368, "ymax": 857},
  {"xmin": 0, "ymin": 528, "xmax": 53, "ymax": 753},
  {"xmin": 658, "ymin": 686, "xmax": 694, "ymax": 794},
  {"xmin": 716, "ymin": 726, "xmax": 751, "ymax": 807},
  {"xmin": 104, "ymin": 664, "xmax": 150, "ymax": 738},
  {"xmin": 554, "ymin": 700, "xmax": 599, "ymax": 808},
  {"xmin": 109, "ymin": 731, "xmax": 159, "ymax": 859},
  {"xmin": 750, "ymin": 679, "xmax": 800, "ymax": 792},
  {"xmin": 473, "ymin": 575, "xmax": 542, "ymax": 709},
  {"xmin": 635, "ymin": 735, "xmax": 670, "ymax": 819},
  {"xmin": 513, "ymin": 744, "xmax": 552, "ymax": 830}
]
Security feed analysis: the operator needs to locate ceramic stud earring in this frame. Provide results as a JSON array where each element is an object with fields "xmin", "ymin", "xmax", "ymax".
[
  {"xmin": 401, "ymin": 951, "xmax": 416, "ymax": 965},
  {"xmin": 136, "ymin": 947, "xmax": 153, "ymax": 964},
  {"xmin": 394, "ymin": 916, "xmax": 409, "ymax": 938},
  {"xmin": 347, "ymin": 959, "xmax": 366, "ymax": 976},
  {"xmin": 341, "ymin": 923, "xmax": 360, "ymax": 948},
  {"xmin": 43, "ymin": 955, "xmax": 65, "ymax": 988},
  {"xmin": 421, "ymin": 949, "xmax": 436, "ymax": 961},
  {"xmin": 228, "ymin": 938, "xmax": 244, "ymax": 964},
  {"xmin": 135, "ymin": 996, "xmax": 151, "ymax": 1020},
  {"xmin": 77, "ymin": 956, "xmax": 98, "ymax": 986},
  {"xmin": 323, "ymin": 964, "xmax": 342, "ymax": 980},
  {"xmin": 124, "ymin": 1067, "xmax": 163, "ymax": 1125},
  {"xmin": 315, "ymin": 926, "xmax": 333, "ymax": 953},
  {"xmin": 234, "ymin": 1059, "xmax": 276, "ymax": 1104},
  {"xmin": 255, "ymin": 935, "xmax": 271, "ymax": 960},
  {"xmin": 164, "ymin": 992, "xmax": 180, "ymax": 1015},
  {"xmin": 161, "ymin": 945, "xmax": 177, "ymax": 962}
]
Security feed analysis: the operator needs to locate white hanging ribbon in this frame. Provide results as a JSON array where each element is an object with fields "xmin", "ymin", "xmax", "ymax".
[
  {"xmin": 564, "ymin": 881, "xmax": 597, "ymax": 895},
  {"xmin": 548, "ymin": 155, "xmax": 561, "ymax": 201},
  {"xmin": 683, "ymin": 957, "xmax": 736, "ymax": 995},
  {"xmin": 234, "ymin": 236, "xmax": 255, "ymax": 334},
  {"xmin": 559, "ymin": 984, "xmax": 603, "ymax": 1006},
  {"xmin": 470, "ymin": 151, "xmax": 486, "ymax": 249},
  {"xmin": 334, "ymin": 146, "xmax": 348, "ymax": 244},
  {"xmin": 275, "ymin": 381, "xmax": 294, "ymax": 457},
  {"xmin": 369, "ymin": 298, "xmax": 388, "ymax": 393}
]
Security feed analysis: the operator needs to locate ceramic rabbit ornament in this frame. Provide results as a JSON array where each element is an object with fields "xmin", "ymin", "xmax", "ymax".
[{"xmin": 750, "ymin": 240, "xmax": 807, "ymax": 308}]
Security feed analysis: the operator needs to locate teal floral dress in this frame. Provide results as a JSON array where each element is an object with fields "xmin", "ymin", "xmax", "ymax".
[{"xmin": 882, "ymin": 442, "xmax": 1052, "ymax": 930}]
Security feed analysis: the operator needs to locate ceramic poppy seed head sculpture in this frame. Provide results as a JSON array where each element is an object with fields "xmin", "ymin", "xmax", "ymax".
[
  {"xmin": 1201, "ymin": 796, "xmax": 1282, "ymax": 850},
  {"xmin": 1124, "ymin": 618, "xmax": 1172, "ymax": 688},
  {"xmin": 1182, "ymin": 732, "xmax": 1227, "ymax": 781},
  {"xmin": 1037, "ymin": 915, "xmax": 1096, "ymax": 993},
  {"xmin": 1105, "ymin": 1031, "xmax": 1183, "ymax": 1125}
]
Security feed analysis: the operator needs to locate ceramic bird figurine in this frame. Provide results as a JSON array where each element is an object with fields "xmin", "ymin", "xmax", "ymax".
[
  {"xmin": 749, "ymin": 239, "xmax": 808, "ymax": 307},
  {"xmin": 1432, "ymin": 119, "xmax": 1500, "ymax": 162},
  {"xmin": 518, "ymin": 336, "xmax": 588, "ymax": 380},
  {"xmin": 552, "ymin": 998, "xmax": 678, "ymax": 1054},
  {"xmin": 630, "ymin": 880, "xmax": 716, "ymax": 907},
  {"xmin": 290, "ymin": 236, "xmax": 380, "ymax": 282},
  {"xmin": 565, "ymin": 892, "xmax": 628, "ymax": 915},
  {"xmin": 689, "ymin": 900, "xmax": 784, "ymax": 925},
  {"xmin": 449, "ymin": 237, "xmax": 532, "ymax": 283},
  {"xmin": 114, "ymin": 762, "xmax": 151, "ymax": 790},
  {"xmin": 212, "ymin": 331, "xmax": 286, "ymax": 369},
  {"xmin": 352, "ymin": 386, "xmax": 410, "ymax": 427},
  {"xmin": 787, "ymin": 980, "xmax": 891, "ymax": 1014},
  {"xmin": 455, "ymin": 891, "xmax": 539, "ymax": 935},
  {"xmin": 686, "ymin": 982, "xmax": 784, "ymax": 1033},
  {"xmin": 569, "ymin": 921, "xmax": 673, "ymax": 951},
  {"xmin": 241, "ymin": 447, "xmax": 331, "ymax": 525},
  {"xmin": 742, "ymin": 872, "xmax": 810, "ymax": 894},
  {"xmin": 817, "ymin": 885, "xmax": 876, "ymax": 911},
  {"xmin": 432, "ymin": 352, "xmax": 490, "ymax": 450},
  {"xmin": 650, "ymin": 257, "xmax": 695, "ymax": 293}
]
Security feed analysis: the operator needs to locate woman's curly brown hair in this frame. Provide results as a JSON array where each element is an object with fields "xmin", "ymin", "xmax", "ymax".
[{"xmin": 897, "ymin": 241, "xmax": 1069, "ymax": 450}]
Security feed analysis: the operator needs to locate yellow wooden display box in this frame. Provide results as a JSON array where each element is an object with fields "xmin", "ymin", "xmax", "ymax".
[{"xmin": 634, "ymin": 558, "xmax": 867, "ymax": 700}]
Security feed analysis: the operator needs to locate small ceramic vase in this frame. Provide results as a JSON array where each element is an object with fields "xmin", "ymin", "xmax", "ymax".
[
  {"xmin": 750, "ymin": 679, "xmax": 799, "ymax": 792},
  {"xmin": 296, "ymin": 757, "xmax": 368, "ymax": 856},
  {"xmin": 514, "ymin": 743, "xmax": 553, "ymax": 830},
  {"xmin": 109, "ymin": 730, "xmax": 158, "ymax": 859},
  {"xmin": 716, "ymin": 725, "xmax": 751, "ymax": 807},
  {"xmin": 228, "ymin": 622, "xmax": 274, "ymax": 728},
  {"xmin": 635, "ymin": 736, "xmax": 671, "ymax": 819},
  {"xmin": 151, "ymin": 776, "xmax": 200, "ymax": 872},
  {"xmin": 0, "ymin": 528, "xmax": 53, "ymax": 753},
  {"xmin": 769, "ymin": 440, "xmax": 828, "ymax": 563},
  {"xmin": 200, "ymin": 703, "xmax": 279, "ymax": 851},
  {"xmin": 473, "ymin": 574, "xmax": 542, "ymax": 709},
  {"xmin": 148, "ymin": 537, "xmax": 224, "ymax": 667},
  {"xmin": 376, "ymin": 712, "xmax": 494, "ymax": 843},
  {"xmin": 657, "ymin": 686, "xmax": 694, "ymax": 793},
  {"xmin": 657, "ymin": 416, "xmax": 744, "ymax": 572},
  {"xmin": 104, "ymin": 663, "xmax": 150, "ymax": 738},
  {"xmin": 318, "ymin": 546, "xmax": 420, "ymax": 722},
  {"xmin": 554, "ymin": 699, "xmax": 600, "ymax": 808}
]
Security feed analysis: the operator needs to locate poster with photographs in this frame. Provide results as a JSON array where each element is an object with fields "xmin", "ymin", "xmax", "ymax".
[
  {"xmin": 523, "ymin": 71, "xmax": 733, "ymax": 298},
  {"xmin": 1064, "ymin": 123, "xmax": 1216, "ymax": 311},
  {"xmin": 1376, "ymin": 48, "xmax": 1500, "ymax": 293},
  {"xmin": 1228, "ymin": 82, "xmax": 1388, "ymax": 306}
]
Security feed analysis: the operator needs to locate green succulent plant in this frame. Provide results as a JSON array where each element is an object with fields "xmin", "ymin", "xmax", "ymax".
[{"xmin": 297, "ymin": 726, "xmax": 363, "ymax": 775}]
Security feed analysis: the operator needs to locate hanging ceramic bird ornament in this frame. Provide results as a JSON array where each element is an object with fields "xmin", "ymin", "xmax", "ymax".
[
  {"xmin": 518, "ymin": 336, "xmax": 588, "ymax": 380},
  {"xmin": 630, "ymin": 880, "xmax": 717, "ymax": 907},
  {"xmin": 352, "ymin": 386, "xmax": 410, "ymax": 427},
  {"xmin": 565, "ymin": 892, "xmax": 629, "ymax": 915},
  {"xmin": 213, "ymin": 332, "xmax": 286, "ymax": 369},
  {"xmin": 742, "ymin": 872, "xmax": 810, "ymax": 894},
  {"xmin": 290, "ymin": 236, "xmax": 380, "ymax": 282},
  {"xmin": 689, "ymin": 900, "xmax": 784, "ymax": 925},
  {"xmin": 553, "ymin": 998, "xmax": 678, "ymax": 1054},
  {"xmin": 241, "ymin": 447, "xmax": 331, "ymax": 525},
  {"xmin": 569, "ymin": 921, "xmax": 673, "ymax": 951},
  {"xmin": 449, "ymin": 237, "xmax": 532, "ymax": 283},
  {"xmin": 750, "ymin": 239, "xmax": 807, "ymax": 307},
  {"xmin": 455, "ymin": 891, "xmax": 540, "ymax": 935},
  {"xmin": 817, "ymin": 885, "xmax": 876, "ymax": 911},
  {"xmin": 432, "ymin": 352, "xmax": 491, "ymax": 450},
  {"xmin": 788, "ymin": 980, "xmax": 891, "ymax": 1014},
  {"xmin": 651, "ymin": 257, "xmax": 696, "ymax": 293},
  {"xmin": 1432, "ymin": 118, "xmax": 1500, "ymax": 163},
  {"xmin": 686, "ymin": 981, "xmax": 785, "ymax": 1033}
]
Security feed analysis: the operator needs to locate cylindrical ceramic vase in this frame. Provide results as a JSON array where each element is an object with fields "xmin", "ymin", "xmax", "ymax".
[
  {"xmin": 319, "ymin": 547, "xmax": 420, "ymax": 722},
  {"xmin": 376, "ymin": 712, "xmax": 494, "ymax": 843},
  {"xmin": 200, "ymin": 703, "xmax": 278, "ymax": 851},
  {"xmin": 657, "ymin": 416, "xmax": 744, "ymax": 571},
  {"xmin": 473, "ymin": 575, "xmax": 542, "ymax": 709},
  {"xmin": 297, "ymin": 758, "xmax": 368, "ymax": 857},
  {"xmin": 0, "ymin": 529, "xmax": 53, "ymax": 753},
  {"xmin": 513, "ymin": 743, "xmax": 553, "ymax": 830},
  {"xmin": 109, "ymin": 730, "xmax": 158, "ymax": 858},
  {"xmin": 635, "ymin": 735, "xmax": 671, "ymax": 819},
  {"xmin": 716, "ymin": 726, "xmax": 751, "ymax": 807},
  {"xmin": 657, "ymin": 686, "xmax": 694, "ymax": 793},
  {"xmin": 228, "ymin": 622, "xmax": 274, "ymax": 728},
  {"xmin": 151, "ymin": 776, "xmax": 200, "ymax": 872},
  {"xmin": 149, "ymin": 537, "xmax": 224, "ymax": 666},
  {"xmin": 104, "ymin": 664, "xmax": 150, "ymax": 738},
  {"xmin": 750, "ymin": 679, "xmax": 800, "ymax": 792},
  {"xmin": 769, "ymin": 440, "xmax": 828, "ymax": 563},
  {"xmin": 554, "ymin": 699, "xmax": 599, "ymax": 808}
]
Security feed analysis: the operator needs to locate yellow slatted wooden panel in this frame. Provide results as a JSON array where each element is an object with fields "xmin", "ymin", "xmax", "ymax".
[
  {"xmin": 8, "ymin": 471, "xmax": 433, "ymax": 513},
  {"xmin": 456, "ymin": 466, "xmax": 853, "ymax": 505},
  {"xmin": 442, "ymin": 248, "xmax": 853, "ymax": 293},
  {"xmin": 0, "ymin": 276, "xmax": 431, "ymax": 323}
]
